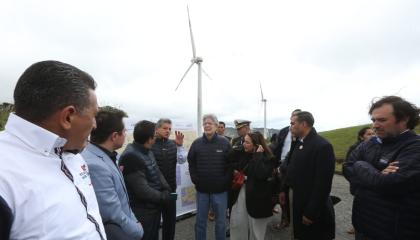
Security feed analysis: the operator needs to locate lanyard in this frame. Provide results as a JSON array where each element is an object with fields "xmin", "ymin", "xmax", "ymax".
[{"xmin": 56, "ymin": 148, "xmax": 105, "ymax": 240}]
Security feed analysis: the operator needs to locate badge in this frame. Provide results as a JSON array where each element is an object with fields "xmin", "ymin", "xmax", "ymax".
[{"xmin": 299, "ymin": 145, "xmax": 303, "ymax": 150}]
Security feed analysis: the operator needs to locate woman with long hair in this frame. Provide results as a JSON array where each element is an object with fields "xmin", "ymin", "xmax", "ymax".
[
  {"xmin": 344, "ymin": 126, "xmax": 374, "ymax": 235},
  {"xmin": 230, "ymin": 131, "xmax": 276, "ymax": 240}
]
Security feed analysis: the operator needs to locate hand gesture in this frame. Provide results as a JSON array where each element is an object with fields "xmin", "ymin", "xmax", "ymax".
[
  {"xmin": 175, "ymin": 131, "xmax": 184, "ymax": 146},
  {"xmin": 256, "ymin": 144, "xmax": 264, "ymax": 152}
]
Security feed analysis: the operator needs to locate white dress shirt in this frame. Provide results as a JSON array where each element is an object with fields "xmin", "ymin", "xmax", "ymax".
[
  {"xmin": 0, "ymin": 113, "xmax": 106, "ymax": 240},
  {"xmin": 280, "ymin": 128, "xmax": 292, "ymax": 162}
]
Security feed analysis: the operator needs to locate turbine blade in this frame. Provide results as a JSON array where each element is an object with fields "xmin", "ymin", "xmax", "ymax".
[
  {"xmin": 187, "ymin": 6, "xmax": 197, "ymax": 58},
  {"xmin": 175, "ymin": 62, "xmax": 195, "ymax": 91},
  {"xmin": 259, "ymin": 81, "xmax": 264, "ymax": 100},
  {"xmin": 201, "ymin": 68, "xmax": 213, "ymax": 81}
]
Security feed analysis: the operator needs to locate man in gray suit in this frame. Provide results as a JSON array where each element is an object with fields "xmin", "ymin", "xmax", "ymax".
[{"xmin": 82, "ymin": 106, "xmax": 143, "ymax": 240}]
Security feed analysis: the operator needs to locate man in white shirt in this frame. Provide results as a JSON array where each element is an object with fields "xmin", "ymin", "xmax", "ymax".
[{"xmin": 0, "ymin": 60, "xmax": 106, "ymax": 239}]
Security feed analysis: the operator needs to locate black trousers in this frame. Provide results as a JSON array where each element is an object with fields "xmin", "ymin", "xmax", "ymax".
[
  {"xmin": 161, "ymin": 198, "xmax": 176, "ymax": 240},
  {"xmin": 104, "ymin": 223, "xmax": 138, "ymax": 240},
  {"xmin": 134, "ymin": 208, "xmax": 161, "ymax": 240}
]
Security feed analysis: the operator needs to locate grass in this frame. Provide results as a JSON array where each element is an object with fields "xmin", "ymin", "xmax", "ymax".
[
  {"xmin": 323, "ymin": 124, "xmax": 420, "ymax": 173},
  {"xmin": 319, "ymin": 124, "xmax": 371, "ymax": 162}
]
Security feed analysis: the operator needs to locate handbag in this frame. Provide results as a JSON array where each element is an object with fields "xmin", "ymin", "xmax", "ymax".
[{"xmin": 232, "ymin": 164, "xmax": 248, "ymax": 190}]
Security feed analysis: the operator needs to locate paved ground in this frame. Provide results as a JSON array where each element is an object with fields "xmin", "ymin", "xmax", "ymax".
[{"xmin": 171, "ymin": 174, "xmax": 355, "ymax": 240}]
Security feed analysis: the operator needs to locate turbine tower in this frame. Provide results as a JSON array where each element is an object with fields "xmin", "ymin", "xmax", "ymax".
[
  {"xmin": 175, "ymin": 6, "xmax": 210, "ymax": 137},
  {"xmin": 260, "ymin": 81, "xmax": 267, "ymax": 139}
]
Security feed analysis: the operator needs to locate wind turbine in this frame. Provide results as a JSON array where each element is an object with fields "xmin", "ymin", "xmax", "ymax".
[
  {"xmin": 175, "ymin": 6, "xmax": 210, "ymax": 137},
  {"xmin": 260, "ymin": 81, "xmax": 268, "ymax": 139}
]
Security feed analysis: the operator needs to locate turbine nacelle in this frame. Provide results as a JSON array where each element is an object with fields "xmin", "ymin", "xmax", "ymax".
[{"xmin": 191, "ymin": 57, "xmax": 203, "ymax": 64}]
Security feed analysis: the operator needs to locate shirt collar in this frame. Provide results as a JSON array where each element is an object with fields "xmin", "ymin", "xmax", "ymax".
[
  {"xmin": 5, "ymin": 113, "xmax": 67, "ymax": 156},
  {"xmin": 91, "ymin": 142, "xmax": 118, "ymax": 163}
]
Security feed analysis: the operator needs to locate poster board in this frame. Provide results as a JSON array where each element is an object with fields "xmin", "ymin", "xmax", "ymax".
[
  {"xmin": 172, "ymin": 122, "xmax": 197, "ymax": 217},
  {"xmin": 120, "ymin": 121, "xmax": 198, "ymax": 217}
]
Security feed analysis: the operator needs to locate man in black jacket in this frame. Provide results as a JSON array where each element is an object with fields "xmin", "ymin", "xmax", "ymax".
[
  {"xmin": 119, "ymin": 120, "xmax": 173, "ymax": 240},
  {"xmin": 188, "ymin": 114, "xmax": 231, "ymax": 240},
  {"xmin": 284, "ymin": 111, "xmax": 336, "ymax": 240},
  {"xmin": 151, "ymin": 118, "xmax": 187, "ymax": 240},
  {"xmin": 343, "ymin": 96, "xmax": 420, "ymax": 240}
]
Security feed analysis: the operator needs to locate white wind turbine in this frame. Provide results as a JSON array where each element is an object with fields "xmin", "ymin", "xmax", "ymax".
[
  {"xmin": 260, "ymin": 81, "xmax": 268, "ymax": 139},
  {"xmin": 175, "ymin": 6, "xmax": 212, "ymax": 137}
]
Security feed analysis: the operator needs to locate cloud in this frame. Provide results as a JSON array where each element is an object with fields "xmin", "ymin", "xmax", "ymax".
[{"xmin": 1, "ymin": 0, "xmax": 419, "ymax": 132}]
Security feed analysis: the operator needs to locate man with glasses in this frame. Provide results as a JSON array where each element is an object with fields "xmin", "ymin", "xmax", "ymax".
[
  {"xmin": 82, "ymin": 106, "xmax": 143, "ymax": 240},
  {"xmin": 188, "ymin": 114, "xmax": 232, "ymax": 240}
]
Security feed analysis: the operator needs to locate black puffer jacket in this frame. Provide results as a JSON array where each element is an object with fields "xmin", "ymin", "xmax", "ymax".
[
  {"xmin": 119, "ymin": 142, "xmax": 171, "ymax": 211},
  {"xmin": 151, "ymin": 138, "xmax": 178, "ymax": 192},
  {"xmin": 188, "ymin": 133, "xmax": 231, "ymax": 193},
  {"xmin": 343, "ymin": 130, "xmax": 420, "ymax": 240}
]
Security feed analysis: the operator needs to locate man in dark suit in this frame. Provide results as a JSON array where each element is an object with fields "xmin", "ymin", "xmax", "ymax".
[
  {"xmin": 273, "ymin": 109, "xmax": 301, "ymax": 227},
  {"xmin": 284, "ymin": 111, "xmax": 335, "ymax": 240},
  {"xmin": 81, "ymin": 107, "xmax": 143, "ymax": 240},
  {"xmin": 217, "ymin": 121, "xmax": 232, "ymax": 142}
]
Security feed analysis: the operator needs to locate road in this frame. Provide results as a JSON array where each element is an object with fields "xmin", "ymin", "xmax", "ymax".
[{"xmin": 171, "ymin": 174, "xmax": 354, "ymax": 240}]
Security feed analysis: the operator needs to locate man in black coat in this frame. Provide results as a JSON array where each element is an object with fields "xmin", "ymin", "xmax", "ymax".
[
  {"xmin": 343, "ymin": 96, "xmax": 420, "ymax": 240},
  {"xmin": 284, "ymin": 111, "xmax": 336, "ymax": 240},
  {"xmin": 151, "ymin": 118, "xmax": 187, "ymax": 240}
]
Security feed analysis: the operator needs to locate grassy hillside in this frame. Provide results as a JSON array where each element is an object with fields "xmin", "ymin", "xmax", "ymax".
[
  {"xmin": 0, "ymin": 103, "xmax": 14, "ymax": 131},
  {"xmin": 319, "ymin": 124, "xmax": 370, "ymax": 162},
  {"xmin": 320, "ymin": 124, "xmax": 420, "ymax": 163}
]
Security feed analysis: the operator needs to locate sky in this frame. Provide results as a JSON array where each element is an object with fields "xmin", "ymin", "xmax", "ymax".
[{"xmin": 1, "ymin": 0, "xmax": 420, "ymax": 132}]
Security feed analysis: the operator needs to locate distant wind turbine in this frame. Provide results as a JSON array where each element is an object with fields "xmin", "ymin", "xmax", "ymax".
[
  {"xmin": 175, "ymin": 6, "xmax": 212, "ymax": 137},
  {"xmin": 260, "ymin": 81, "xmax": 267, "ymax": 139}
]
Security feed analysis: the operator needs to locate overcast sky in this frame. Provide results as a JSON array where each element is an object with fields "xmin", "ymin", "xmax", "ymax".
[{"xmin": 1, "ymin": 0, "xmax": 419, "ymax": 131}]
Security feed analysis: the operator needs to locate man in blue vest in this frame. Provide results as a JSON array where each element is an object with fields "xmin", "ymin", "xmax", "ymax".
[{"xmin": 119, "ymin": 120, "xmax": 174, "ymax": 240}]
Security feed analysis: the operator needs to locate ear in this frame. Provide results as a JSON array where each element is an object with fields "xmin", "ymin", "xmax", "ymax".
[
  {"xmin": 58, "ymin": 106, "xmax": 77, "ymax": 130},
  {"xmin": 397, "ymin": 117, "xmax": 409, "ymax": 129},
  {"xmin": 110, "ymin": 132, "xmax": 119, "ymax": 142}
]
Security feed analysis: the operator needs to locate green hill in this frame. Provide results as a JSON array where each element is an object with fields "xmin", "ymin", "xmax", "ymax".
[
  {"xmin": 319, "ymin": 124, "xmax": 371, "ymax": 162},
  {"xmin": 321, "ymin": 124, "xmax": 420, "ymax": 162},
  {"xmin": 320, "ymin": 124, "xmax": 420, "ymax": 173}
]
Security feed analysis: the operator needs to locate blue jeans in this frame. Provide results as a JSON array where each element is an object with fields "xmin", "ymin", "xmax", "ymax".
[{"xmin": 195, "ymin": 191, "xmax": 227, "ymax": 240}]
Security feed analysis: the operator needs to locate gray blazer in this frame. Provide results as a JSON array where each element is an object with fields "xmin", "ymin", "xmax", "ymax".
[{"xmin": 82, "ymin": 143, "xmax": 143, "ymax": 239}]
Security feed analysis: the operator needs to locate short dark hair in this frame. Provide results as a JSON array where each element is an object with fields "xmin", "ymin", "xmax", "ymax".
[
  {"xmin": 90, "ymin": 106, "xmax": 128, "ymax": 144},
  {"xmin": 133, "ymin": 120, "xmax": 156, "ymax": 144},
  {"xmin": 14, "ymin": 60, "xmax": 97, "ymax": 122},
  {"xmin": 357, "ymin": 127, "xmax": 371, "ymax": 141},
  {"xmin": 295, "ymin": 111, "xmax": 314, "ymax": 127},
  {"xmin": 218, "ymin": 121, "xmax": 226, "ymax": 127},
  {"xmin": 369, "ymin": 96, "xmax": 419, "ymax": 130}
]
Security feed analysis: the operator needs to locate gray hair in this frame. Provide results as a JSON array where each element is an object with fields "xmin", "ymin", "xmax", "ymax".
[
  {"xmin": 156, "ymin": 118, "xmax": 172, "ymax": 129},
  {"xmin": 202, "ymin": 114, "xmax": 218, "ymax": 125},
  {"xmin": 295, "ymin": 111, "xmax": 314, "ymax": 127}
]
